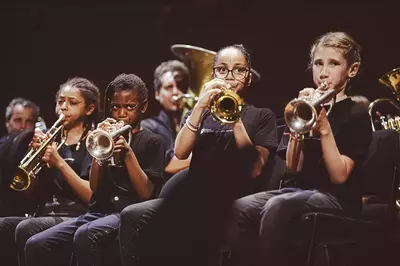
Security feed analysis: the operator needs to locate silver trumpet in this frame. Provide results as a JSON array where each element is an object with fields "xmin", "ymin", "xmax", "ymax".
[
  {"xmin": 284, "ymin": 82, "xmax": 336, "ymax": 135},
  {"xmin": 86, "ymin": 122, "xmax": 132, "ymax": 167}
]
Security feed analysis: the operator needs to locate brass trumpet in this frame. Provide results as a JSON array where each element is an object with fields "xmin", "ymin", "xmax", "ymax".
[
  {"xmin": 171, "ymin": 94, "xmax": 199, "ymax": 109},
  {"xmin": 10, "ymin": 114, "xmax": 66, "ymax": 191},
  {"xmin": 210, "ymin": 88, "xmax": 244, "ymax": 125},
  {"xmin": 86, "ymin": 122, "xmax": 132, "ymax": 167},
  {"xmin": 284, "ymin": 82, "xmax": 336, "ymax": 135}
]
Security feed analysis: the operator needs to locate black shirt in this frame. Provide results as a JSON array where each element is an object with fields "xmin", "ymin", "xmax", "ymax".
[
  {"xmin": 278, "ymin": 98, "xmax": 372, "ymax": 214},
  {"xmin": 35, "ymin": 138, "xmax": 93, "ymax": 217},
  {"xmin": 89, "ymin": 129, "xmax": 165, "ymax": 214},
  {"xmin": 182, "ymin": 105, "xmax": 278, "ymax": 197},
  {"xmin": 141, "ymin": 110, "xmax": 177, "ymax": 165}
]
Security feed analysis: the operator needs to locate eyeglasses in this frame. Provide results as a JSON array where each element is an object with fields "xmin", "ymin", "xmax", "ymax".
[{"xmin": 213, "ymin": 66, "xmax": 250, "ymax": 80}]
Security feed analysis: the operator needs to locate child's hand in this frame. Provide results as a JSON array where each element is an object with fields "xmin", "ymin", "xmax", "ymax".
[{"xmin": 42, "ymin": 143, "xmax": 63, "ymax": 169}]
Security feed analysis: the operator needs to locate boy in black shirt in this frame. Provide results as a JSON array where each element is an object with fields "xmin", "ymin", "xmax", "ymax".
[
  {"xmin": 227, "ymin": 32, "xmax": 373, "ymax": 266},
  {"xmin": 24, "ymin": 73, "xmax": 165, "ymax": 266}
]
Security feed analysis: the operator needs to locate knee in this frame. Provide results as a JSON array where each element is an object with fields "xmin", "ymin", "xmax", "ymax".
[
  {"xmin": 15, "ymin": 219, "xmax": 33, "ymax": 247},
  {"xmin": 260, "ymin": 197, "xmax": 297, "ymax": 235},
  {"xmin": 73, "ymin": 223, "xmax": 90, "ymax": 252},
  {"xmin": 25, "ymin": 234, "xmax": 49, "ymax": 262}
]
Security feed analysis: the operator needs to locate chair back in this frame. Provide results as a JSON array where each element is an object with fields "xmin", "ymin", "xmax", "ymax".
[{"xmin": 361, "ymin": 129, "xmax": 400, "ymax": 200}]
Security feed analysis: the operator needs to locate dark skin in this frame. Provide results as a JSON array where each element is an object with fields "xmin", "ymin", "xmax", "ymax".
[{"xmin": 90, "ymin": 90, "xmax": 155, "ymax": 200}]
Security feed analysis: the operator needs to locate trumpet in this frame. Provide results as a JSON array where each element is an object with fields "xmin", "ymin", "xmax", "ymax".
[
  {"xmin": 86, "ymin": 121, "xmax": 132, "ymax": 167},
  {"xmin": 210, "ymin": 88, "xmax": 244, "ymax": 125},
  {"xmin": 10, "ymin": 114, "xmax": 66, "ymax": 191},
  {"xmin": 284, "ymin": 82, "xmax": 336, "ymax": 135},
  {"xmin": 171, "ymin": 94, "xmax": 199, "ymax": 109}
]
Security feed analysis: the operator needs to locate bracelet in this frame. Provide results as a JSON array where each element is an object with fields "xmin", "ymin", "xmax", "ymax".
[
  {"xmin": 289, "ymin": 132, "xmax": 304, "ymax": 142},
  {"xmin": 186, "ymin": 120, "xmax": 199, "ymax": 132}
]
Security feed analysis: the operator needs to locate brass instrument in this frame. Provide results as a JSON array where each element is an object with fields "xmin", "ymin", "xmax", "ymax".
[
  {"xmin": 284, "ymin": 82, "xmax": 336, "ymax": 135},
  {"xmin": 86, "ymin": 122, "xmax": 132, "ymax": 167},
  {"xmin": 171, "ymin": 94, "xmax": 199, "ymax": 109},
  {"xmin": 210, "ymin": 88, "xmax": 244, "ymax": 125},
  {"xmin": 170, "ymin": 44, "xmax": 260, "ymax": 124},
  {"xmin": 10, "ymin": 114, "xmax": 66, "ymax": 191},
  {"xmin": 368, "ymin": 67, "xmax": 400, "ymax": 132}
]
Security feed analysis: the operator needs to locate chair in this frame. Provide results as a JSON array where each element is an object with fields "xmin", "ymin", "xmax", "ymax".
[{"xmin": 301, "ymin": 130, "xmax": 400, "ymax": 266}]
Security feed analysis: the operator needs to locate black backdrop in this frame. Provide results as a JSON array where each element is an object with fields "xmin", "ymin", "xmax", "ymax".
[{"xmin": 1, "ymin": 1, "xmax": 400, "ymax": 135}]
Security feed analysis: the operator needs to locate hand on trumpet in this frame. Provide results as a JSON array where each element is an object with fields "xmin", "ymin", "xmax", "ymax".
[
  {"xmin": 96, "ymin": 118, "xmax": 124, "ymax": 132},
  {"xmin": 196, "ymin": 78, "xmax": 230, "ymax": 110},
  {"xmin": 113, "ymin": 135, "xmax": 133, "ymax": 159},
  {"xmin": 30, "ymin": 128, "xmax": 47, "ymax": 149},
  {"xmin": 42, "ymin": 143, "xmax": 63, "ymax": 168}
]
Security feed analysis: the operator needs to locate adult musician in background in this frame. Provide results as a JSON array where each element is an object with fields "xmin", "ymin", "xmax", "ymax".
[
  {"xmin": 24, "ymin": 73, "xmax": 165, "ymax": 266},
  {"xmin": 0, "ymin": 78, "xmax": 100, "ymax": 266},
  {"xmin": 227, "ymin": 31, "xmax": 372, "ymax": 266},
  {"xmin": 119, "ymin": 44, "xmax": 278, "ymax": 266},
  {"xmin": 0, "ymin": 97, "xmax": 40, "ymax": 217},
  {"xmin": 141, "ymin": 60, "xmax": 191, "ymax": 177}
]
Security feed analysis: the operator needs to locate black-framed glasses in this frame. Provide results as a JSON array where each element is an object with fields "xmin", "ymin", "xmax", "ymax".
[{"xmin": 213, "ymin": 66, "xmax": 250, "ymax": 80}]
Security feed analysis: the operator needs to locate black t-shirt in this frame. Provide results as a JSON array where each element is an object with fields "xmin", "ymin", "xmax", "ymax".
[
  {"xmin": 141, "ymin": 110, "xmax": 176, "ymax": 166},
  {"xmin": 278, "ymin": 98, "xmax": 372, "ymax": 214},
  {"xmin": 182, "ymin": 105, "xmax": 278, "ymax": 197},
  {"xmin": 89, "ymin": 129, "xmax": 165, "ymax": 214},
  {"xmin": 35, "ymin": 138, "xmax": 93, "ymax": 217}
]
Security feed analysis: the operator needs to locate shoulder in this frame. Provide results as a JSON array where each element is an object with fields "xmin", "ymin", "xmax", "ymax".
[
  {"xmin": 141, "ymin": 117, "xmax": 159, "ymax": 131},
  {"xmin": 243, "ymin": 106, "xmax": 276, "ymax": 122},
  {"xmin": 137, "ymin": 129, "xmax": 164, "ymax": 147}
]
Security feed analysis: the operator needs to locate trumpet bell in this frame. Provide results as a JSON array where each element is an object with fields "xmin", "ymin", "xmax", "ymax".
[
  {"xmin": 284, "ymin": 99, "xmax": 318, "ymax": 135},
  {"xmin": 210, "ymin": 90, "xmax": 244, "ymax": 124},
  {"xmin": 86, "ymin": 130, "xmax": 114, "ymax": 161},
  {"xmin": 10, "ymin": 166, "xmax": 31, "ymax": 191}
]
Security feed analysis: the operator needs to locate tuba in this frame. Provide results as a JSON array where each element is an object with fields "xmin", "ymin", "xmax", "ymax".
[
  {"xmin": 170, "ymin": 44, "xmax": 260, "ymax": 124},
  {"xmin": 86, "ymin": 121, "xmax": 132, "ymax": 167},
  {"xmin": 368, "ymin": 67, "xmax": 400, "ymax": 131},
  {"xmin": 10, "ymin": 114, "xmax": 66, "ymax": 191},
  {"xmin": 284, "ymin": 82, "xmax": 336, "ymax": 135}
]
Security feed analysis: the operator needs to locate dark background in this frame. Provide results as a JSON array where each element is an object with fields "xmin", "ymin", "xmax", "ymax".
[{"xmin": 1, "ymin": 1, "xmax": 400, "ymax": 135}]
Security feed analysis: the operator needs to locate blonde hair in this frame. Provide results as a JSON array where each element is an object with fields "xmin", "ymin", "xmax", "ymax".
[{"xmin": 309, "ymin": 31, "xmax": 362, "ymax": 67}]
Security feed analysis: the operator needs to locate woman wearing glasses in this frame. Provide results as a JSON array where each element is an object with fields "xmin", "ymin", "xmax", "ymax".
[{"xmin": 119, "ymin": 44, "xmax": 278, "ymax": 266}]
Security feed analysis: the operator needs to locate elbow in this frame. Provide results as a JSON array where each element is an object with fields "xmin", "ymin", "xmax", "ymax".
[
  {"xmin": 174, "ymin": 150, "xmax": 188, "ymax": 160},
  {"xmin": 330, "ymin": 174, "xmax": 348, "ymax": 185}
]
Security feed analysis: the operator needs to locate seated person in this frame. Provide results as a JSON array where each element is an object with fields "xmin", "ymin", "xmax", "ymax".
[
  {"xmin": 227, "ymin": 31, "xmax": 373, "ymax": 266},
  {"xmin": 23, "ymin": 73, "xmax": 165, "ymax": 266},
  {"xmin": 141, "ymin": 60, "xmax": 191, "ymax": 177}
]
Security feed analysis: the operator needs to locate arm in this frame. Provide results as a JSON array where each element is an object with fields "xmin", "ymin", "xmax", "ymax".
[
  {"xmin": 174, "ymin": 106, "xmax": 204, "ymax": 160},
  {"xmin": 115, "ymin": 134, "xmax": 165, "ymax": 200},
  {"xmin": 89, "ymin": 159, "xmax": 105, "ymax": 192},
  {"xmin": 42, "ymin": 143, "xmax": 92, "ymax": 203},
  {"xmin": 286, "ymin": 133, "xmax": 305, "ymax": 173},
  {"xmin": 175, "ymin": 79, "xmax": 225, "ymax": 159},
  {"xmin": 165, "ymin": 154, "xmax": 191, "ymax": 175}
]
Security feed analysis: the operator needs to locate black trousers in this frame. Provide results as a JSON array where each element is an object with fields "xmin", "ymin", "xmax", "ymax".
[
  {"xmin": 226, "ymin": 188, "xmax": 345, "ymax": 266},
  {"xmin": 0, "ymin": 216, "xmax": 69, "ymax": 266}
]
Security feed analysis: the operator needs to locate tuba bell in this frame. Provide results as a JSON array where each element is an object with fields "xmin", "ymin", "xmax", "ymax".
[
  {"xmin": 10, "ymin": 114, "xmax": 66, "ymax": 191},
  {"xmin": 284, "ymin": 82, "xmax": 336, "ymax": 135},
  {"xmin": 171, "ymin": 44, "xmax": 260, "ymax": 124},
  {"xmin": 86, "ymin": 121, "xmax": 132, "ymax": 167},
  {"xmin": 368, "ymin": 67, "xmax": 400, "ymax": 131}
]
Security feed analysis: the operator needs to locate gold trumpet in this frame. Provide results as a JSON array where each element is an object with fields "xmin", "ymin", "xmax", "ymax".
[
  {"xmin": 86, "ymin": 121, "xmax": 132, "ymax": 167},
  {"xmin": 210, "ymin": 88, "xmax": 244, "ymax": 125},
  {"xmin": 10, "ymin": 114, "xmax": 66, "ymax": 191},
  {"xmin": 284, "ymin": 82, "xmax": 336, "ymax": 135},
  {"xmin": 171, "ymin": 94, "xmax": 199, "ymax": 109}
]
